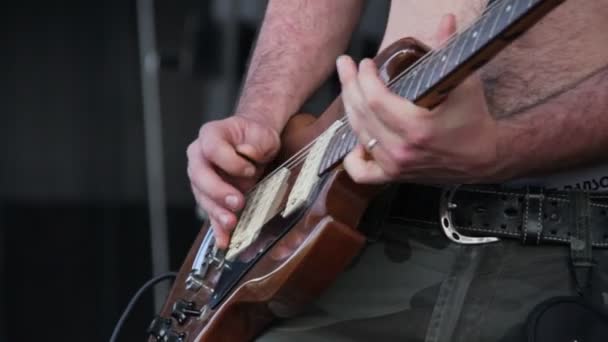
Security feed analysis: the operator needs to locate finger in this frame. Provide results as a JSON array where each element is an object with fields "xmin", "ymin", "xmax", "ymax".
[
  {"xmin": 188, "ymin": 158, "xmax": 245, "ymax": 212},
  {"xmin": 338, "ymin": 57, "xmax": 399, "ymax": 155},
  {"xmin": 200, "ymin": 137, "xmax": 257, "ymax": 178},
  {"xmin": 191, "ymin": 185, "xmax": 236, "ymax": 249},
  {"xmin": 343, "ymin": 144, "xmax": 392, "ymax": 184},
  {"xmin": 337, "ymin": 56, "xmax": 369, "ymax": 133},
  {"xmin": 357, "ymin": 59, "xmax": 423, "ymax": 139},
  {"xmin": 435, "ymin": 13, "xmax": 457, "ymax": 45},
  {"xmin": 236, "ymin": 137, "xmax": 280, "ymax": 164}
]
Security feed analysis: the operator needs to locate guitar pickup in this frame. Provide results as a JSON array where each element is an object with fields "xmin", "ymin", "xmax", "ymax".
[{"xmin": 225, "ymin": 168, "xmax": 291, "ymax": 261}]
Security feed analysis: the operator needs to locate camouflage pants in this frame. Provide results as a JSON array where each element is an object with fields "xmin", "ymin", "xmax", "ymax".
[{"xmin": 257, "ymin": 219, "xmax": 608, "ymax": 341}]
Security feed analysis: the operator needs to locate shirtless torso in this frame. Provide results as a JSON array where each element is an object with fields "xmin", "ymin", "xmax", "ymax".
[
  {"xmin": 384, "ymin": 0, "xmax": 608, "ymax": 190},
  {"xmin": 385, "ymin": 0, "xmax": 608, "ymax": 119}
]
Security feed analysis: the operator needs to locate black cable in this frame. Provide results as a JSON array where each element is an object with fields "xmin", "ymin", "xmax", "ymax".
[{"xmin": 109, "ymin": 272, "xmax": 178, "ymax": 342}]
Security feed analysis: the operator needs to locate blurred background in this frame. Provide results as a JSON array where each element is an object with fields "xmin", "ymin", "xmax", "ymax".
[{"xmin": 0, "ymin": 0, "xmax": 389, "ymax": 340}]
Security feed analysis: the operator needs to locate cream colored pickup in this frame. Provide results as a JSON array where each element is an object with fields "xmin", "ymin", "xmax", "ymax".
[
  {"xmin": 281, "ymin": 120, "xmax": 344, "ymax": 218},
  {"xmin": 226, "ymin": 167, "xmax": 291, "ymax": 261}
]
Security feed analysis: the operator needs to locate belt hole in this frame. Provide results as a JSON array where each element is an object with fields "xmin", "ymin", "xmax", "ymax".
[
  {"xmin": 601, "ymin": 209, "xmax": 607, "ymax": 216},
  {"xmin": 517, "ymin": 225, "xmax": 522, "ymax": 231},
  {"xmin": 501, "ymin": 195, "xmax": 508, "ymax": 201},
  {"xmin": 500, "ymin": 224, "xmax": 507, "ymax": 229},
  {"xmin": 483, "ymin": 222, "xmax": 490, "ymax": 228},
  {"xmin": 475, "ymin": 206, "xmax": 487, "ymax": 214},
  {"xmin": 504, "ymin": 207, "xmax": 518, "ymax": 217},
  {"xmin": 603, "ymin": 234, "xmax": 608, "ymax": 240},
  {"xmin": 551, "ymin": 201, "xmax": 558, "ymax": 207},
  {"xmin": 550, "ymin": 229, "xmax": 557, "ymax": 235},
  {"xmin": 543, "ymin": 213, "xmax": 548, "ymax": 220}
]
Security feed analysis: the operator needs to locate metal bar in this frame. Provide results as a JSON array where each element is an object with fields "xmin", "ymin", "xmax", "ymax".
[
  {"xmin": 222, "ymin": 0, "xmax": 239, "ymax": 112},
  {"xmin": 136, "ymin": 0, "xmax": 171, "ymax": 312},
  {"xmin": 0, "ymin": 204, "xmax": 6, "ymax": 341}
]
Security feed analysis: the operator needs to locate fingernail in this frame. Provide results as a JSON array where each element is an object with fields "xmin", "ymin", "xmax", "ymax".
[
  {"xmin": 225, "ymin": 195, "xmax": 239, "ymax": 209},
  {"xmin": 336, "ymin": 55, "xmax": 347, "ymax": 69},
  {"xmin": 220, "ymin": 213, "xmax": 231, "ymax": 226},
  {"xmin": 244, "ymin": 166, "xmax": 255, "ymax": 177}
]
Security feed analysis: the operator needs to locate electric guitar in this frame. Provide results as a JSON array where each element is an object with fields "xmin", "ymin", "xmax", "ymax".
[{"xmin": 148, "ymin": 0, "xmax": 566, "ymax": 340}]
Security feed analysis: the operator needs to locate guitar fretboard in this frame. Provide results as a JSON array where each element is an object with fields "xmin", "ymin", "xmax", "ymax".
[{"xmin": 318, "ymin": 0, "xmax": 562, "ymax": 175}]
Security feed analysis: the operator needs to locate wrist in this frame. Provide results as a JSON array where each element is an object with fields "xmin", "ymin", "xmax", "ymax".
[
  {"xmin": 487, "ymin": 118, "xmax": 527, "ymax": 183},
  {"xmin": 235, "ymin": 92, "xmax": 302, "ymax": 134},
  {"xmin": 234, "ymin": 108, "xmax": 287, "ymax": 136}
]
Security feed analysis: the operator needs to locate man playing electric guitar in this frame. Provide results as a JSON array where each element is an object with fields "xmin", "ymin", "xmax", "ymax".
[{"xmin": 186, "ymin": 0, "xmax": 608, "ymax": 340}]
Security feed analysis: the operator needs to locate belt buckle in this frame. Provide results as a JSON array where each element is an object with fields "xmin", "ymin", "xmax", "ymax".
[{"xmin": 439, "ymin": 185, "xmax": 500, "ymax": 245}]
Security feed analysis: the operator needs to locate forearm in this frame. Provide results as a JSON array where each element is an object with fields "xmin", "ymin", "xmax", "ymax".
[
  {"xmin": 494, "ymin": 65, "xmax": 608, "ymax": 181},
  {"xmin": 236, "ymin": 0, "xmax": 363, "ymax": 132}
]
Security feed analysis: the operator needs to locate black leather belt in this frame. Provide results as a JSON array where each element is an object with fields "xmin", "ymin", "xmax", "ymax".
[{"xmin": 378, "ymin": 184, "xmax": 608, "ymax": 248}]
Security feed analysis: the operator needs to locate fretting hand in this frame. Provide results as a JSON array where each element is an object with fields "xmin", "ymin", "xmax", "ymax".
[{"xmin": 338, "ymin": 14, "xmax": 499, "ymax": 185}]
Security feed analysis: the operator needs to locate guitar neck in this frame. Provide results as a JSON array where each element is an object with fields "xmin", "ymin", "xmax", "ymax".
[{"xmin": 318, "ymin": 0, "xmax": 565, "ymax": 175}]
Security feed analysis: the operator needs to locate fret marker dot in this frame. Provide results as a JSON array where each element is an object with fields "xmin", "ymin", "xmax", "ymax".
[
  {"xmin": 506, "ymin": 5, "xmax": 512, "ymax": 11},
  {"xmin": 472, "ymin": 31, "xmax": 478, "ymax": 38}
]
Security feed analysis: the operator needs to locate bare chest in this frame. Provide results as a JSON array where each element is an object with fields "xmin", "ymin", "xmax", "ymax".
[
  {"xmin": 383, "ymin": 0, "xmax": 608, "ymax": 117},
  {"xmin": 481, "ymin": 0, "xmax": 608, "ymax": 117}
]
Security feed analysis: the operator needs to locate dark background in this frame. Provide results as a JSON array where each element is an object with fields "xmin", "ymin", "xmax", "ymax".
[{"xmin": 0, "ymin": 1, "xmax": 388, "ymax": 341}]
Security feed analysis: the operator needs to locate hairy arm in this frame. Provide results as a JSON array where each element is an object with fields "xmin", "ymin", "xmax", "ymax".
[
  {"xmin": 494, "ymin": 65, "xmax": 608, "ymax": 181},
  {"xmin": 236, "ymin": 0, "xmax": 364, "ymax": 132}
]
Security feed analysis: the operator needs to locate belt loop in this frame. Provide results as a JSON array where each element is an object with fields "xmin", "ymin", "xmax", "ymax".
[
  {"xmin": 568, "ymin": 190, "xmax": 594, "ymax": 294},
  {"xmin": 522, "ymin": 186, "xmax": 544, "ymax": 245}
]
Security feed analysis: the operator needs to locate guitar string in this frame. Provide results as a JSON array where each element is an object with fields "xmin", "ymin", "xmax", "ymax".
[{"xmin": 236, "ymin": 0, "xmax": 507, "ymax": 201}]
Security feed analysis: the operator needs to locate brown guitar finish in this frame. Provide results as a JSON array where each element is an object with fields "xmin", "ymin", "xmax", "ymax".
[{"xmin": 152, "ymin": 38, "xmax": 426, "ymax": 342}]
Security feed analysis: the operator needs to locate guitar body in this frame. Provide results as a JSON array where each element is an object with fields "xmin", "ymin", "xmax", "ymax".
[{"xmin": 151, "ymin": 38, "xmax": 427, "ymax": 342}]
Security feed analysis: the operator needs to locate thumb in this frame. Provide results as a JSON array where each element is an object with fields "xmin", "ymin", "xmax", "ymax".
[
  {"xmin": 236, "ymin": 127, "xmax": 280, "ymax": 164},
  {"xmin": 435, "ymin": 14, "xmax": 457, "ymax": 46}
]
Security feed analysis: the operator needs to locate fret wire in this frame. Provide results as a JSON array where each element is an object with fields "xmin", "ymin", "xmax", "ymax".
[
  {"xmin": 323, "ymin": 132, "xmax": 342, "ymax": 171},
  {"xmin": 505, "ymin": 0, "xmax": 518, "ymax": 26},
  {"xmin": 470, "ymin": 11, "xmax": 489, "ymax": 53},
  {"xmin": 346, "ymin": 129, "xmax": 358, "ymax": 153},
  {"xmin": 336, "ymin": 128, "xmax": 354, "ymax": 164},
  {"xmin": 490, "ymin": 0, "xmax": 509, "ymax": 38},
  {"xmin": 324, "ymin": 130, "xmax": 343, "ymax": 171},
  {"xmin": 340, "ymin": 128, "xmax": 355, "ymax": 161},
  {"xmin": 452, "ymin": 26, "xmax": 472, "ymax": 72},
  {"xmin": 425, "ymin": 56, "xmax": 440, "ymax": 89},
  {"xmin": 404, "ymin": 70, "xmax": 417, "ymax": 100},
  {"xmin": 394, "ymin": 82, "xmax": 405, "ymax": 95},
  {"xmin": 412, "ymin": 61, "xmax": 430, "ymax": 99},
  {"xmin": 438, "ymin": 38, "xmax": 457, "ymax": 78}
]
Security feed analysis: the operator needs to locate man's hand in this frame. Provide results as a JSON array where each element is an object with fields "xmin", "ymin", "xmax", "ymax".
[
  {"xmin": 187, "ymin": 116, "xmax": 281, "ymax": 248},
  {"xmin": 339, "ymin": 14, "xmax": 498, "ymax": 185}
]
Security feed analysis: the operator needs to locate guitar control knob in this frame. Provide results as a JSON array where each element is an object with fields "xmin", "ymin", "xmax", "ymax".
[
  {"xmin": 171, "ymin": 299, "xmax": 202, "ymax": 325},
  {"xmin": 147, "ymin": 315, "xmax": 172, "ymax": 341},
  {"xmin": 164, "ymin": 330, "xmax": 186, "ymax": 342}
]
